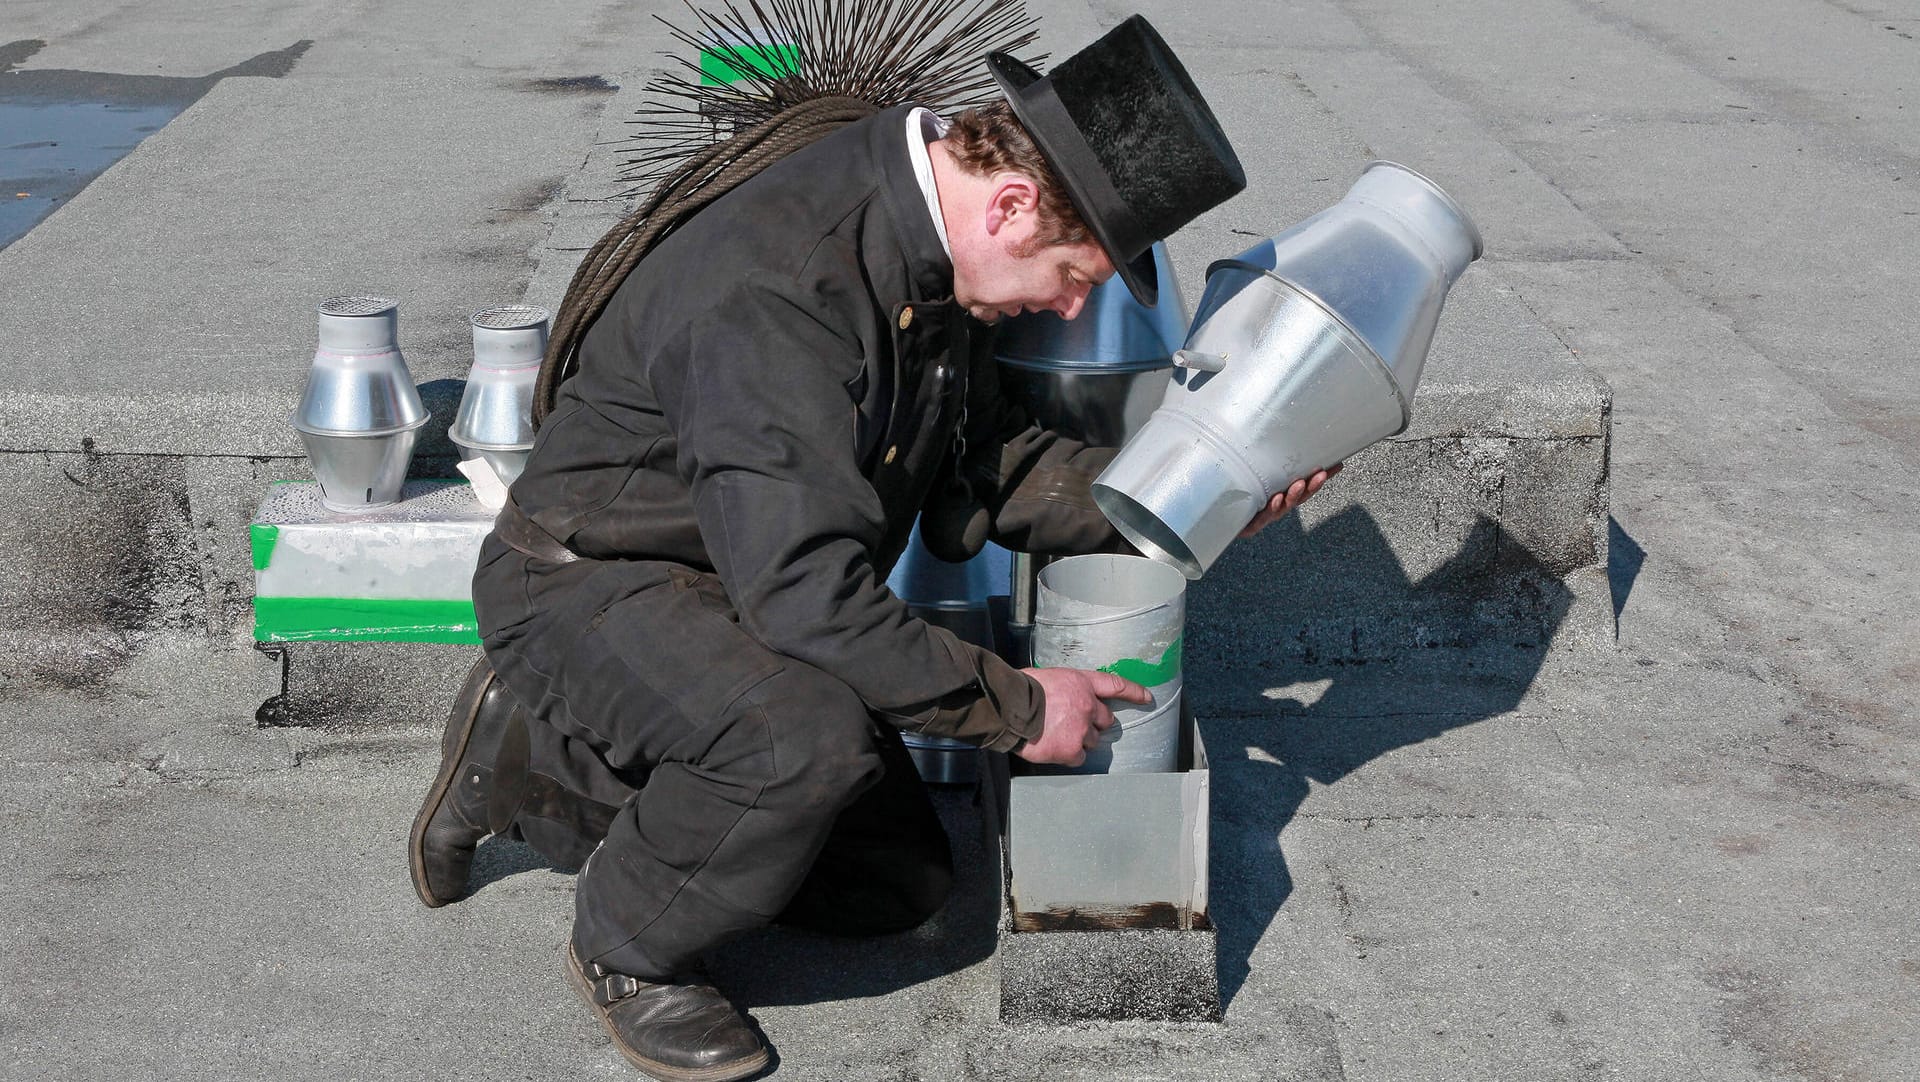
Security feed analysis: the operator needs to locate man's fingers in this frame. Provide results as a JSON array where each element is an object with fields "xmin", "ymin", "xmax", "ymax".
[
  {"xmin": 1087, "ymin": 670, "xmax": 1152, "ymax": 704},
  {"xmin": 1241, "ymin": 465, "xmax": 1345, "ymax": 537},
  {"xmin": 1081, "ymin": 698, "xmax": 1119, "ymax": 731}
]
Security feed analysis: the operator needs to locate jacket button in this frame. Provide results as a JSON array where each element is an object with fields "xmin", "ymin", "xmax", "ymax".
[
  {"xmin": 898, "ymin": 307, "xmax": 913, "ymax": 330},
  {"xmin": 884, "ymin": 445, "xmax": 898, "ymax": 464}
]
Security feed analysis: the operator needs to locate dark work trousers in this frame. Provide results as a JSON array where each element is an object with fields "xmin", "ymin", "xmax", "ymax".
[{"xmin": 470, "ymin": 534, "xmax": 954, "ymax": 980}]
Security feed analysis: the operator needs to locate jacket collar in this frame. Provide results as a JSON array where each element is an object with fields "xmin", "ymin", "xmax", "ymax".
[{"xmin": 869, "ymin": 105, "xmax": 957, "ymax": 304}]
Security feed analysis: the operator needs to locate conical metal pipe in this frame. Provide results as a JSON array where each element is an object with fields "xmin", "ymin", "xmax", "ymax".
[
  {"xmin": 292, "ymin": 295, "xmax": 428, "ymax": 513},
  {"xmin": 1093, "ymin": 162, "xmax": 1483, "ymax": 578},
  {"xmin": 450, "ymin": 304, "xmax": 548, "ymax": 486},
  {"xmin": 995, "ymin": 242, "xmax": 1187, "ymax": 447}
]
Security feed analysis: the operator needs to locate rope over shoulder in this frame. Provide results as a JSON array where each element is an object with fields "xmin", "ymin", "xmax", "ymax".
[
  {"xmin": 531, "ymin": 0, "xmax": 1044, "ymax": 425},
  {"xmin": 534, "ymin": 96, "xmax": 882, "ymax": 426}
]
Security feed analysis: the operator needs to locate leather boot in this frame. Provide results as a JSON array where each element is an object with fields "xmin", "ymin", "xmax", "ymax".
[
  {"xmin": 409, "ymin": 655, "xmax": 528, "ymax": 907},
  {"xmin": 564, "ymin": 941, "xmax": 770, "ymax": 1082}
]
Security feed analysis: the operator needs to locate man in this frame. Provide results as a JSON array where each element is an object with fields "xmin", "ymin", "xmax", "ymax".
[{"xmin": 410, "ymin": 16, "xmax": 1334, "ymax": 1082}]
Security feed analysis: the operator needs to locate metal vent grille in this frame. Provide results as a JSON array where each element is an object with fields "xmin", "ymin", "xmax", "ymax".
[
  {"xmin": 470, "ymin": 304, "xmax": 550, "ymax": 330},
  {"xmin": 319, "ymin": 295, "xmax": 398, "ymax": 317}
]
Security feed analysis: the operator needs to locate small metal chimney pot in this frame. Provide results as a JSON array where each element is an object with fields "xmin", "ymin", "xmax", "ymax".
[
  {"xmin": 1093, "ymin": 162, "xmax": 1484, "ymax": 579},
  {"xmin": 450, "ymin": 305, "xmax": 548, "ymax": 487},
  {"xmin": 293, "ymin": 295, "xmax": 429, "ymax": 513}
]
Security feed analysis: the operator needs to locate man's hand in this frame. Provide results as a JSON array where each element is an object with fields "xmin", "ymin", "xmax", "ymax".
[
  {"xmin": 1015, "ymin": 667, "xmax": 1153, "ymax": 767},
  {"xmin": 1240, "ymin": 464, "xmax": 1343, "ymax": 538}
]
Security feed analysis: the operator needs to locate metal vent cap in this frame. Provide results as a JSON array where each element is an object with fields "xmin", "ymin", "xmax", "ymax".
[
  {"xmin": 470, "ymin": 304, "xmax": 550, "ymax": 331},
  {"xmin": 318, "ymin": 295, "xmax": 398, "ymax": 318}
]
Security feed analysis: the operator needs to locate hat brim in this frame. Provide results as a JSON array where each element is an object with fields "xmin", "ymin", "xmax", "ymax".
[{"xmin": 986, "ymin": 52, "xmax": 1159, "ymax": 308}]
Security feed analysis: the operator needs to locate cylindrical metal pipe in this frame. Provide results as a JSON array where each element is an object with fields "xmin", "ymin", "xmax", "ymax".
[
  {"xmin": 1032, "ymin": 554, "xmax": 1187, "ymax": 774},
  {"xmin": 1009, "ymin": 551, "xmax": 1038, "ymax": 627}
]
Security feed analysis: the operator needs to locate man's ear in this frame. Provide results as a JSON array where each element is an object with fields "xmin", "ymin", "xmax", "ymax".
[{"xmin": 984, "ymin": 174, "xmax": 1042, "ymax": 236}]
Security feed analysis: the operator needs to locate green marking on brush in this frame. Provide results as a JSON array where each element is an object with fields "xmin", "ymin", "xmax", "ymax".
[
  {"xmin": 252, "ymin": 597, "xmax": 480, "ymax": 644},
  {"xmin": 699, "ymin": 43, "xmax": 800, "ymax": 86},
  {"xmin": 249, "ymin": 523, "xmax": 279, "ymax": 571},
  {"xmin": 1099, "ymin": 634, "xmax": 1183, "ymax": 686}
]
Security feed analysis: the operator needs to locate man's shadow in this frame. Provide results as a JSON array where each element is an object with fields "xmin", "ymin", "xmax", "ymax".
[
  {"xmin": 1189, "ymin": 508, "xmax": 1579, "ymax": 1008},
  {"xmin": 705, "ymin": 785, "xmax": 1004, "ymax": 1007}
]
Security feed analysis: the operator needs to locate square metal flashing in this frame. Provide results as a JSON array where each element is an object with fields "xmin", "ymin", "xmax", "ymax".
[
  {"xmin": 991, "ymin": 714, "xmax": 1220, "ymax": 1023},
  {"xmin": 250, "ymin": 480, "xmax": 491, "ymax": 643}
]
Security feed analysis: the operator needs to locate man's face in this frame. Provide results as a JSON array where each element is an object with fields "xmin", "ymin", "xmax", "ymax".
[{"xmin": 950, "ymin": 179, "xmax": 1116, "ymax": 324}]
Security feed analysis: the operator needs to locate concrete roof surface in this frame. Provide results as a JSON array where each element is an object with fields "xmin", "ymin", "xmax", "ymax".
[{"xmin": 1, "ymin": 0, "xmax": 1915, "ymax": 1079}]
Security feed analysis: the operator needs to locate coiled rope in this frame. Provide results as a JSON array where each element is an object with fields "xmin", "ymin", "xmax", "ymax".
[{"xmin": 534, "ymin": 94, "xmax": 882, "ymax": 426}]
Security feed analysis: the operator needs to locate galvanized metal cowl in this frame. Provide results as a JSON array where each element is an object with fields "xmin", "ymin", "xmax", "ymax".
[
  {"xmin": 449, "ymin": 305, "xmax": 548, "ymax": 487},
  {"xmin": 292, "ymin": 295, "xmax": 429, "ymax": 513},
  {"xmin": 1093, "ymin": 162, "xmax": 1484, "ymax": 579},
  {"xmin": 888, "ymin": 519, "xmax": 1014, "ymax": 615},
  {"xmin": 994, "ymin": 242, "xmax": 1188, "ymax": 447}
]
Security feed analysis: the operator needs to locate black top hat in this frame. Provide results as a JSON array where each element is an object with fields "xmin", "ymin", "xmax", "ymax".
[{"xmin": 987, "ymin": 16, "xmax": 1245, "ymax": 307}]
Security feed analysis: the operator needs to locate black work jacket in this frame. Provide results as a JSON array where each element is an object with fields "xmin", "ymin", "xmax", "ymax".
[{"xmin": 507, "ymin": 107, "xmax": 1121, "ymax": 752}]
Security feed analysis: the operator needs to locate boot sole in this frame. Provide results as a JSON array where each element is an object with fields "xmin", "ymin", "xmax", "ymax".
[
  {"xmin": 407, "ymin": 657, "xmax": 494, "ymax": 908},
  {"xmin": 563, "ymin": 944, "xmax": 771, "ymax": 1082}
]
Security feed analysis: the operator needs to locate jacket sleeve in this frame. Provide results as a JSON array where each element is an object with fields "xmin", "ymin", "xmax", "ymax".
[
  {"xmin": 657, "ymin": 272, "xmax": 1044, "ymax": 752},
  {"xmin": 952, "ymin": 335, "xmax": 1132, "ymax": 556}
]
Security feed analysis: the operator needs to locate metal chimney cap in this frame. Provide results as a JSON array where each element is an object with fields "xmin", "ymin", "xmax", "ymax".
[
  {"xmin": 318, "ymin": 295, "xmax": 398, "ymax": 318},
  {"xmin": 990, "ymin": 242, "xmax": 1188, "ymax": 371},
  {"xmin": 470, "ymin": 304, "xmax": 550, "ymax": 331},
  {"xmin": 469, "ymin": 305, "xmax": 550, "ymax": 371},
  {"xmin": 316, "ymin": 295, "xmax": 400, "ymax": 353}
]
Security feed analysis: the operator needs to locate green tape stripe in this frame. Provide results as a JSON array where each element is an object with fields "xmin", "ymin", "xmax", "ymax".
[
  {"xmin": 699, "ymin": 43, "xmax": 799, "ymax": 85},
  {"xmin": 1099, "ymin": 634, "xmax": 1183, "ymax": 687},
  {"xmin": 253, "ymin": 597, "xmax": 479, "ymax": 644},
  {"xmin": 249, "ymin": 523, "xmax": 280, "ymax": 571}
]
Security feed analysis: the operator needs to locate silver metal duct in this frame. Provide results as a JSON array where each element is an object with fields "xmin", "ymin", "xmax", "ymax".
[{"xmin": 1093, "ymin": 162, "xmax": 1483, "ymax": 579}]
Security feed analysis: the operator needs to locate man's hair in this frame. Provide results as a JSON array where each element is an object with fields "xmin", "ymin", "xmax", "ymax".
[{"xmin": 943, "ymin": 101, "xmax": 1092, "ymax": 251}]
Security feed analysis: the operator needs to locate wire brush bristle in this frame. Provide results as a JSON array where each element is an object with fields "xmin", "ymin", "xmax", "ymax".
[{"xmin": 621, "ymin": 0, "xmax": 1044, "ymax": 197}]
